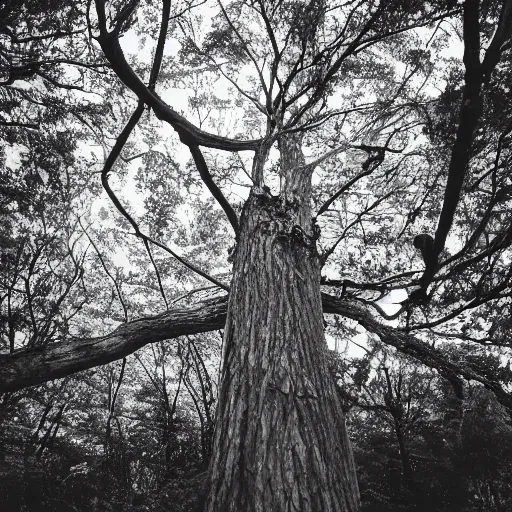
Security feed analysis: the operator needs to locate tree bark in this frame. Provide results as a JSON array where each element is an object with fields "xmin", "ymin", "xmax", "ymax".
[
  {"xmin": 0, "ymin": 295, "xmax": 227, "ymax": 393},
  {"xmin": 3, "ymin": 293, "xmax": 512, "ymax": 414},
  {"xmin": 206, "ymin": 137, "xmax": 360, "ymax": 511}
]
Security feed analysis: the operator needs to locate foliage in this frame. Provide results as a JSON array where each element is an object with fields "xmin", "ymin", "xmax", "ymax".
[{"xmin": 1, "ymin": 0, "xmax": 512, "ymax": 509}]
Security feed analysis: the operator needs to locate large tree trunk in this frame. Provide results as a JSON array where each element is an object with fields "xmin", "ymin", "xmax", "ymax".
[{"xmin": 206, "ymin": 137, "xmax": 360, "ymax": 511}]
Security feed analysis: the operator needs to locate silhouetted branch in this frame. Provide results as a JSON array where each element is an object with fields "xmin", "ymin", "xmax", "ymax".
[{"xmin": 189, "ymin": 145, "xmax": 240, "ymax": 236}]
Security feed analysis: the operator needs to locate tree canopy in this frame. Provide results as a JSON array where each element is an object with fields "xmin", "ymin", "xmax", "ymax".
[{"xmin": 1, "ymin": 0, "xmax": 512, "ymax": 510}]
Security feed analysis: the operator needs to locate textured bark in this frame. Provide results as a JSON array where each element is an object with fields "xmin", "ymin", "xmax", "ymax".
[
  {"xmin": 3, "ymin": 292, "xmax": 512, "ymax": 413},
  {"xmin": 0, "ymin": 296, "xmax": 227, "ymax": 393},
  {"xmin": 206, "ymin": 137, "xmax": 360, "ymax": 511}
]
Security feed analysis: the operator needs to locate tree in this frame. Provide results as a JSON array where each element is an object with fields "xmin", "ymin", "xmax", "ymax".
[
  {"xmin": 1, "ymin": 0, "xmax": 512, "ymax": 510},
  {"xmin": 336, "ymin": 348, "xmax": 512, "ymax": 512}
]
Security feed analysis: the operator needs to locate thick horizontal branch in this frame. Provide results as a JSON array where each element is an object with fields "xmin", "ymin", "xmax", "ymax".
[
  {"xmin": 0, "ymin": 295, "xmax": 228, "ymax": 393},
  {"xmin": 2, "ymin": 294, "xmax": 511, "ymax": 413},
  {"xmin": 322, "ymin": 294, "xmax": 512, "ymax": 411}
]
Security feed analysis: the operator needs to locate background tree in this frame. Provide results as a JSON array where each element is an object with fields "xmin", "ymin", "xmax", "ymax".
[{"xmin": 336, "ymin": 348, "xmax": 512, "ymax": 512}]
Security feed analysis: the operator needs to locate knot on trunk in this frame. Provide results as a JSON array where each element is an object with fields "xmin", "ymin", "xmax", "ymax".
[{"xmin": 260, "ymin": 220, "xmax": 318, "ymax": 250}]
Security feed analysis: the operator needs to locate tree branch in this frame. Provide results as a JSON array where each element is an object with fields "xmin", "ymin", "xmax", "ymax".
[
  {"xmin": 92, "ymin": 0, "xmax": 260, "ymax": 151},
  {"xmin": 0, "ymin": 295, "xmax": 229, "ymax": 393},
  {"xmin": 421, "ymin": 0, "xmax": 511, "ymax": 290},
  {"xmin": 3, "ymin": 294, "xmax": 511, "ymax": 415},
  {"xmin": 316, "ymin": 147, "xmax": 385, "ymax": 216},
  {"xmin": 189, "ymin": 145, "xmax": 239, "ymax": 236},
  {"xmin": 322, "ymin": 294, "xmax": 512, "ymax": 412},
  {"xmin": 102, "ymin": 105, "xmax": 228, "ymax": 291}
]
